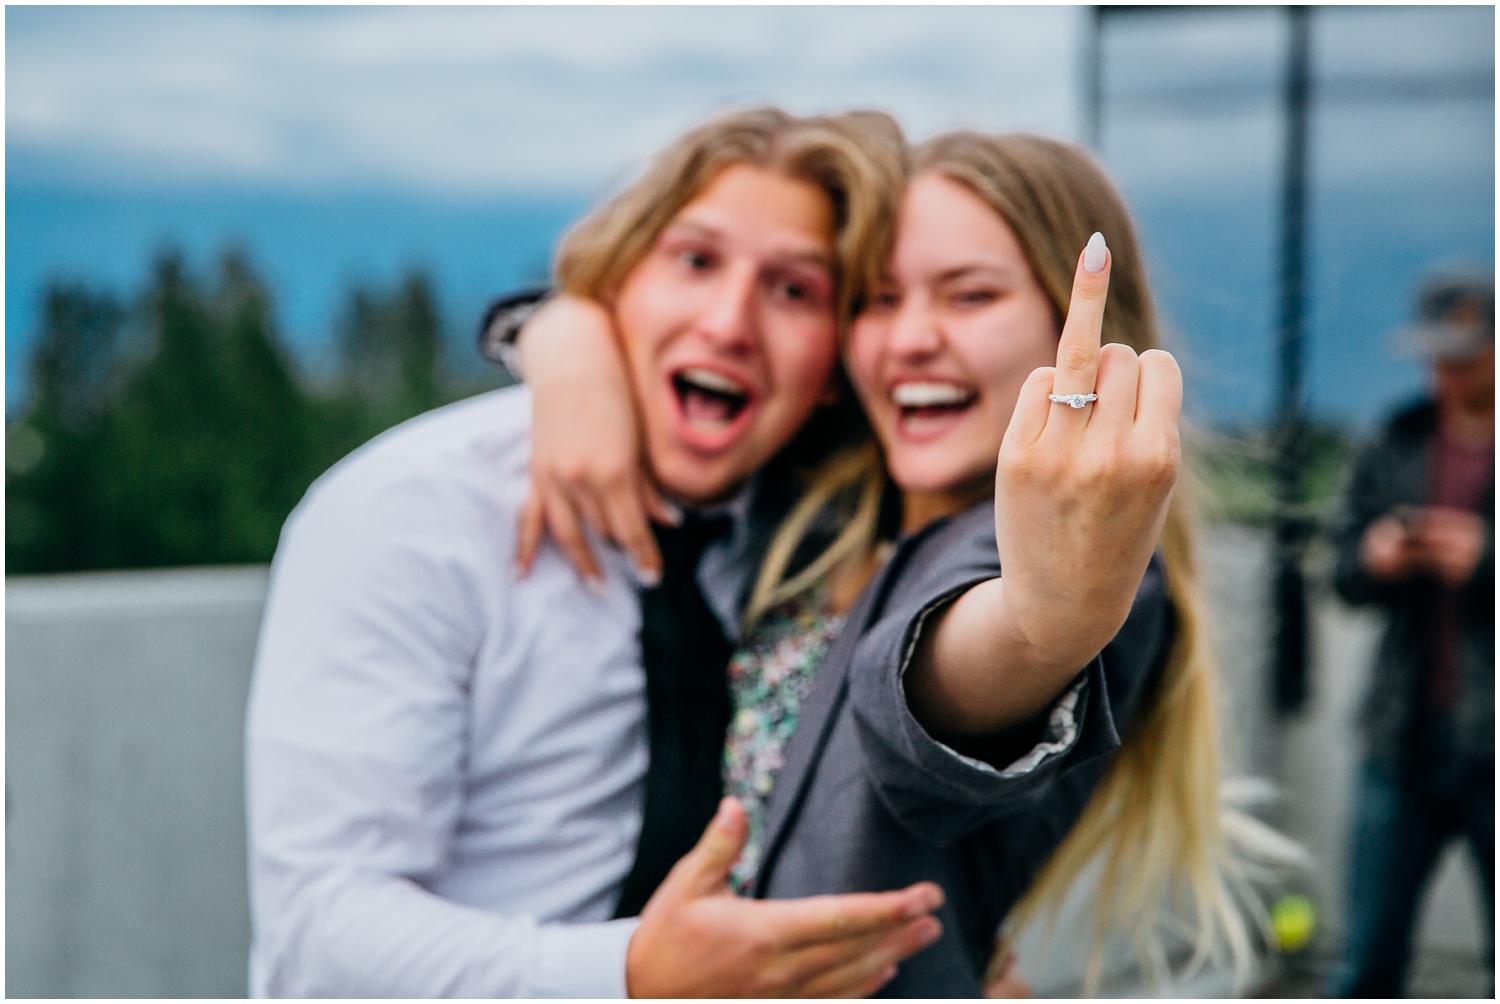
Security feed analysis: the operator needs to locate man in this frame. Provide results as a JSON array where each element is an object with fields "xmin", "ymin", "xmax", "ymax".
[
  {"xmin": 245, "ymin": 108, "xmax": 943, "ymax": 997},
  {"xmin": 1328, "ymin": 272, "xmax": 1495, "ymax": 996}
]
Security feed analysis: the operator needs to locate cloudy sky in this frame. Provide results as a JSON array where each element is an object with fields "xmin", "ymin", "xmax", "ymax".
[
  {"xmin": 6, "ymin": 5, "xmax": 1493, "ymax": 425},
  {"xmin": 8, "ymin": 5, "xmax": 1490, "ymax": 195},
  {"xmin": 7, "ymin": 6, "xmax": 1086, "ymax": 195}
]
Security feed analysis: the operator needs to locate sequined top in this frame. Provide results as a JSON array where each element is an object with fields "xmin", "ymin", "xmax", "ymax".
[{"xmin": 721, "ymin": 587, "xmax": 844, "ymax": 893}]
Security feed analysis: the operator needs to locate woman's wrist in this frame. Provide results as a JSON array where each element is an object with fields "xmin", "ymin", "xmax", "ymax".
[
  {"xmin": 909, "ymin": 578, "xmax": 1094, "ymax": 738},
  {"xmin": 515, "ymin": 295, "xmax": 621, "ymax": 389}
]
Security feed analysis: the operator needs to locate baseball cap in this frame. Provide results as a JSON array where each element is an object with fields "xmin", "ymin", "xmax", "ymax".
[{"xmin": 1393, "ymin": 271, "xmax": 1495, "ymax": 361}]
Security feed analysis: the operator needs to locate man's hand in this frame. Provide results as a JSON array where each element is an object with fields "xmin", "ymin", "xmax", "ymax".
[
  {"xmin": 625, "ymin": 799, "xmax": 945, "ymax": 998},
  {"xmin": 1409, "ymin": 506, "xmax": 1487, "ymax": 588}
]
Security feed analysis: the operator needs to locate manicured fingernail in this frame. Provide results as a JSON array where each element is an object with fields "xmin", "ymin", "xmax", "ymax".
[
  {"xmin": 1083, "ymin": 232, "xmax": 1107, "ymax": 274},
  {"xmin": 636, "ymin": 565, "xmax": 662, "ymax": 588},
  {"xmin": 659, "ymin": 499, "xmax": 684, "ymax": 526}
]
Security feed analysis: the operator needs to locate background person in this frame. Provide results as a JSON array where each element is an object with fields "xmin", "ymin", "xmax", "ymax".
[{"xmin": 1327, "ymin": 273, "xmax": 1495, "ymax": 997}]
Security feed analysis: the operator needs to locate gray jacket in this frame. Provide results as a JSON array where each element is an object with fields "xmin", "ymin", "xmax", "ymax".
[
  {"xmin": 752, "ymin": 503, "xmax": 1174, "ymax": 997},
  {"xmin": 1331, "ymin": 398, "xmax": 1495, "ymax": 771}
]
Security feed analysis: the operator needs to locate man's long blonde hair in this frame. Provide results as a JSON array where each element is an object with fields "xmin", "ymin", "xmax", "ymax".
[
  {"xmin": 555, "ymin": 106, "xmax": 906, "ymax": 325},
  {"xmin": 555, "ymin": 107, "xmax": 905, "ymax": 552},
  {"xmin": 750, "ymin": 131, "xmax": 1298, "ymax": 991}
]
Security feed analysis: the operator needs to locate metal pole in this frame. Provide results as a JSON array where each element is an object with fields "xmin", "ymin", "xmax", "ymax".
[
  {"xmin": 1085, "ymin": 6, "xmax": 1105, "ymax": 149},
  {"xmin": 1272, "ymin": 4, "xmax": 1312, "ymax": 715}
]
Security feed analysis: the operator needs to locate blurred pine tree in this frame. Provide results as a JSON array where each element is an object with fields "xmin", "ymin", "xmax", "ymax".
[
  {"xmin": 6, "ymin": 281, "xmax": 125, "ymax": 571},
  {"xmin": 6, "ymin": 249, "xmax": 494, "ymax": 574}
]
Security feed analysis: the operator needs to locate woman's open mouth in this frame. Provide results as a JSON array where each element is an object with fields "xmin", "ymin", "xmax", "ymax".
[
  {"xmin": 669, "ymin": 366, "xmax": 757, "ymax": 450},
  {"xmin": 890, "ymin": 381, "xmax": 977, "ymax": 439}
]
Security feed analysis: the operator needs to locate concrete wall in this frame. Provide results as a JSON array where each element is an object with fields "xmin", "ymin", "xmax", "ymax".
[
  {"xmin": 7, "ymin": 567, "xmax": 267, "ymax": 998},
  {"xmin": 6, "ymin": 530, "xmax": 1487, "ymax": 997}
]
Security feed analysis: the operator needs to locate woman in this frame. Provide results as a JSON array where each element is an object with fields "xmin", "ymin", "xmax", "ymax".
[{"xmin": 513, "ymin": 130, "xmax": 1289, "ymax": 994}]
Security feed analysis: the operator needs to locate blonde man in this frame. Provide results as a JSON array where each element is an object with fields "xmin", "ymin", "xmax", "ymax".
[{"xmin": 245, "ymin": 108, "xmax": 942, "ymax": 998}]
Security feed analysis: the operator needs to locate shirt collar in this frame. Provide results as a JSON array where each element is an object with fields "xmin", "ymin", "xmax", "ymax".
[{"xmin": 681, "ymin": 475, "xmax": 762, "ymax": 642}]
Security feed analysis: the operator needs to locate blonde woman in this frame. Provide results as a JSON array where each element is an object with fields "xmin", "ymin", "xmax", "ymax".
[{"xmin": 512, "ymin": 131, "xmax": 1288, "ymax": 995}]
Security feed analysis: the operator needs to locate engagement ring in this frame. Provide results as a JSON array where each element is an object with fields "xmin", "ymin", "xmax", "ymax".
[{"xmin": 1047, "ymin": 393, "xmax": 1098, "ymax": 409}]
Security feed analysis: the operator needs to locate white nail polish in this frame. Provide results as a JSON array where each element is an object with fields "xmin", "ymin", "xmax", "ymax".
[
  {"xmin": 1083, "ymin": 232, "xmax": 1107, "ymax": 274},
  {"xmin": 636, "ymin": 565, "xmax": 662, "ymax": 589}
]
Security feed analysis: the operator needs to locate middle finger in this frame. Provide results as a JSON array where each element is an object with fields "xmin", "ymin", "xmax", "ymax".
[
  {"xmin": 601, "ymin": 481, "xmax": 663, "ymax": 587},
  {"xmin": 1046, "ymin": 232, "xmax": 1111, "ymax": 428}
]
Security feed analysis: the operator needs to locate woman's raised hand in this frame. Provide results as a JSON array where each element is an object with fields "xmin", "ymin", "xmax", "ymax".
[
  {"xmin": 513, "ymin": 294, "xmax": 677, "ymax": 585},
  {"xmin": 994, "ymin": 233, "xmax": 1182, "ymax": 666},
  {"xmin": 902, "ymin": 234, "xmax": 1183, "ymax": 739}
]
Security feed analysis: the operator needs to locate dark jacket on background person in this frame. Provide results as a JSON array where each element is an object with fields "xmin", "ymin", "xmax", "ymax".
[
  {"xmin": 1331, "ymin": 398, "xmax": 1496, "ymax": 772},
  {"xmin": 753, "ymin": 503, "xmax": 1173, "ymax": 997}
]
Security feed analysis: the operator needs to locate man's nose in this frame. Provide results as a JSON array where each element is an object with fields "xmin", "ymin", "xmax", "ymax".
[{"xmin": 696, "ymin": 263, "xmax": 758, "ymax": 352}]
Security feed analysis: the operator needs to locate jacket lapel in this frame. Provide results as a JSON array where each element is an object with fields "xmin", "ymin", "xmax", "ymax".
[{"xmin": 751, "ymin": 581, "xmax": 881, "ymax": 896}]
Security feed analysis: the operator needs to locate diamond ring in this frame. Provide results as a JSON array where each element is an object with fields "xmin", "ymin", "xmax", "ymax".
[{"xmin": 1048, "ymin": 393, "xmax": 1098, "ymax": 409}]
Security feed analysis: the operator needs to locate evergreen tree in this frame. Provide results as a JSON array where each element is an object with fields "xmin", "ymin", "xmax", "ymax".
[
  {"xmin": 7, "ymin": 247, "xmax": 488, "ymax": 575},
  {"xmin": 92, "ymin": 251, "xmax": 243, "ymax": 567},
  {"xmin": 6, "ymin": 282, "xmax": 125, "ymax": 571},
  {"xmin": 335, "ymin": 268, "xmax": 447, "ymax": 432}
]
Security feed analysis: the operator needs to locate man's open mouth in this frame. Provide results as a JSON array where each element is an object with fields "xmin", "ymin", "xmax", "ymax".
[{"xmin": 673, "ymin": 367, "xmax": 752, "ymax": 428}]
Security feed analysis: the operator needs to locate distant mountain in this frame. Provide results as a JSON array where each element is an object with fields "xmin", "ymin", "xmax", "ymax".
[
  {"xmin": 7, "ymin": 174, "xmax": 1493, "ymax": 429},
  {"xmin": 5, "ymin": 187, "xmax": 591, "ymax": 406}
]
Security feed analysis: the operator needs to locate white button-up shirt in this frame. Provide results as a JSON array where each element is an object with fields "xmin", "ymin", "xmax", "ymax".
[{"xmin": 246, "ymin": 386, "xmax": 752, "ymax": 998}]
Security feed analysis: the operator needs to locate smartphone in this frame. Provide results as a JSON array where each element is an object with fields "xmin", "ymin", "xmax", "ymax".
[{"xmin": 1389, "ymin": 504, "xmax": 1422, "ymax": 530}]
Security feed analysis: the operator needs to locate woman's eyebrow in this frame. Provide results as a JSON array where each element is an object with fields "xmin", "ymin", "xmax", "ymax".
[{"xmin": 935, "ymin": 264, "xmax": 1008, "ymax": 284}]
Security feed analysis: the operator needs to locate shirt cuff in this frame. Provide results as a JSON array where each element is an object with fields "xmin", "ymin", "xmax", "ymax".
[
  {"xmin": 477, "ymin": 287, "xmax": 552, "ymax": 376},
  {"xmin": 896, "ymin": 584, "xmax": 1087, "ymax": 779},
  {"xmin": 939, "ymin": 676, "xmax": 1086, "ymax": 778},
  {"xmin": 526, "ymin": 918, "xmax": 640, "ymax": 998}
]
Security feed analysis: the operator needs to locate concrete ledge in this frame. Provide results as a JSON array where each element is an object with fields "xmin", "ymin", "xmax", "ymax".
[
  {"xmin": 5, "ymin": 533, "xmax": 1489, "ymax": 997},
  {"xmin": 7, "ymin": 565, "xmax": 270, "ymax": 617},
  {"xmin": 7, "ymin": 564, "xmax": 270, "ymax": 998}
]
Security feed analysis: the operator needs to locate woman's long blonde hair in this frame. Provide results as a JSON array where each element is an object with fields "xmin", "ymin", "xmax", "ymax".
[{"xmin": 752, "ymin": 131, "xmax": 1299, "ymax": 990}]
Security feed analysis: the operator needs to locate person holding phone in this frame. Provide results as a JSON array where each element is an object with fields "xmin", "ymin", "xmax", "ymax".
[{"xmin": 1327, "ymin": 273, "xmax": 1494, "ymax": 997}]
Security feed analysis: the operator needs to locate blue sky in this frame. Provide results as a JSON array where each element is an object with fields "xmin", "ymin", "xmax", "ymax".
[{"xmin": 6, "ymin": 5, "xmax": 1494, "ymax": 427}]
